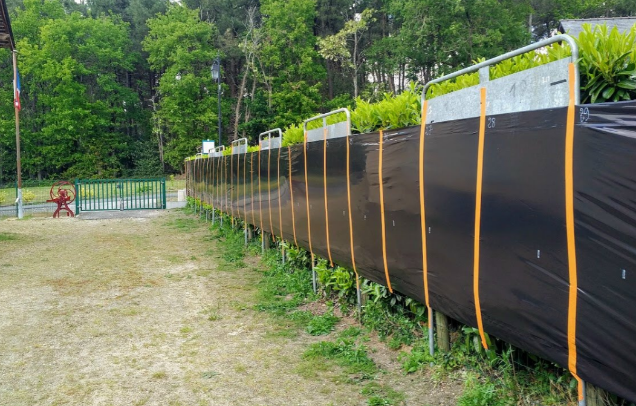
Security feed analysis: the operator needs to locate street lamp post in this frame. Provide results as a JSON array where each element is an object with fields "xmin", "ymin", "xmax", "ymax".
[{"xmin": 211, "ymin": 56, "xmax": 221, "ymax": 147}]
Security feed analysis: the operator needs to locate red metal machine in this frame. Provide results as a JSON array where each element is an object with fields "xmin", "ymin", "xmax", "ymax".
[{"xmin": 47, "ymin": 181, "xmax": 76, "ymax": 218}]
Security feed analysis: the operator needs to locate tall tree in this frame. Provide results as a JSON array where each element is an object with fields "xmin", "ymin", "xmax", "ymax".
[
  {"xmin": 143, "ymin": 5, "xmax": 218, "ymax": 170},
  {"xmin": 258, "ymin": 0, "xmax": 326, "ymax": 128},
  {"xmin": 0, "ymin": 0, "xmax": 140, "ymax": 180},
  {"xmin": 318, "ymin": 8, "xmax": 375, "ymax": 98}
]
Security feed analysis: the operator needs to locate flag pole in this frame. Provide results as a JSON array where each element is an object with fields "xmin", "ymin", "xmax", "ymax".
[{"xmin": 13, "ymin": 49, "xmax": 23, "ymax": 219}]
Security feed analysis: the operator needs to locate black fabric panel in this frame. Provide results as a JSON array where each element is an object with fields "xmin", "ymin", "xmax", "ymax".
[
  {"xmin": 479, "ymin": 109, "xmax": 569, "ymax": 368},
  {"xmin": 348, "ymin": 131, "xmax": 390, "ymax": 287},
  {"xmin": 305, "ymin": 140, "xmax": 328, "ymax": 258},
  {"xmin": 324, "ymin": 137, "xmax": 353, "ymax": 267},
  {"xmin": 574, "ymin": 101, "xmax": 636, "ymax": 402},
  {"xmin": 381, "ymin": 127, "xmax": 426, "ymax": 301},
  {"xmin": 424, "ymin": 117, "xmax": 479, "ymax": 327}
]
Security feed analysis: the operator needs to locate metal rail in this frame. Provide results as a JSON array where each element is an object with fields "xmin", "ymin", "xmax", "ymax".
[
  {"xmin": 231, "ymin": 137, "xmax": 248, "ymax": 154},
  {"xmin": 302, "ymin": 108, "xmax": 351, "ymax": 141},
  {"xmin": 259, "ymin": 128, "xmax": 282, "ymax": 150},
  {"xmin": 211, "ymin": 145, "xmax": 225, "ymax": 158},
  {"xmin": 422, "ymin": 34, "xmax": 579, "ymax": 104}
]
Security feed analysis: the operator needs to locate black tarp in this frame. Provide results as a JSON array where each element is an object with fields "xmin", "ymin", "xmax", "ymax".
[{"xmin": 187, "ymin": 100, "xmax": 636, "ymax": 402}]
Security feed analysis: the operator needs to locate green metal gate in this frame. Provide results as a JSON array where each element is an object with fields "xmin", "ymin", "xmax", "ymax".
[{"xmin": 75, "ymin": 178, "xmax": 166, "ymax": 214}]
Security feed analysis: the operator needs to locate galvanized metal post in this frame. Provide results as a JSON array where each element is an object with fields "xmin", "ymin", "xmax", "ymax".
[
  {"xmin": 161, "ymin": 178, "xmax": 166, "ymax": 209},
  {"xmin": 74, "ymin": 179, "xmax": 79, "ymax": 215},
  {"xmin": 356, "ymin": 283, "xmax": 362, "ymax": 316},
  {"xmin": 429, "ymin": 307, "xmax": 435, "ymax": 356},
  {"xmin": 580, "ymin": 381, "xmax": 587, "ymax": 406},
  {"xmin": 311, "ymin": 255, "xmax": 317, "ymax": 294}
]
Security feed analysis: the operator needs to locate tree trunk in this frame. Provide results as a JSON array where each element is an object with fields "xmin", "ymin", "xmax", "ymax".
[{"xmin": 233, "ymin": 60, "xmax": 251, "ymax": 141}]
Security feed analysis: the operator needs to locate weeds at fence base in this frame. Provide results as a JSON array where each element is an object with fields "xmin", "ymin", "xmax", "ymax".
[{"xmin": 186, "ymin": 200, "xmax": 593, "ymax": 406}]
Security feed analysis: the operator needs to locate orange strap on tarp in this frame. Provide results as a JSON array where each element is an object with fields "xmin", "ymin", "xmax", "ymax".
[
  {"xmin": 224, "ymin": 155, "xmax": 228, "ymax": 214},
  {"xmin": 230, "ymin": 153, "xmax": 234, "ymax": 219},
  {"xmin": 323, "ymin": 127, "xmax": 333, "ymax": 266},
  {"xmin": 250, "ymin": 153, "xmax": 255, "ymax": 226},
  {"xmin": 278, "ymin": 147, "xmax": 283, "ymax": 239},
  {"xmin": 346, "ymin": 128, "xmax": 359, "ymax": 289},
  {"xmin": 474, "ymin": 87, "xmax": 488, "ymax": 350},
  {"xmin": 378, "ymin": 129, "xmax": 393, "ymax": 293},
  {"xmin": 304, "ymin": 131, "xmax": 313, "ymax": 254},
  {"xmin": 217, "ymin": 155, "xmax": 221, "ymax": 209},
  {"xmin": 565, "ymin": 62, "xmax": 584, "ymax": 402},
  {"xmin": 289, "ymin": 146, "xmax": 298, "ymax": 245},
  {"xmin": 419, "ymin": 101, "xmax": 432, "ymax": 334},
  {"xmin": 268, "ymin": 148, "xmax": 274, "ymax": 235},
  {"xmin": 258, "ymin": 149, "xmax": 263, "ymax": 234},
  {"xmin": 243, "ymin": 152, "xmax": 247, "ymax": 225}
]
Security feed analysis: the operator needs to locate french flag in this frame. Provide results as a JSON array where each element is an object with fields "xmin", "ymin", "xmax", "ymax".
[{"xmin": 14, "ymin": 69, "xmax": 21, "ymax": 111}]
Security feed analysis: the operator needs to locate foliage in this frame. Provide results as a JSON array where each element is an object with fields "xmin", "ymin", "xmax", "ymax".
[
  {"xmin": 458, "ymin": 374, "xmax": 508, "ymax": 406},
  {"xmin": 306, "ymin": 312, "xmax": 339, "ymax": 336},
  {"xmin": 304, "ymin": 328, "xmax": 377, "ymax": 377},
  {"xmin": 578, "ymin": 24, "xmax": 636, "ymax": 103},
  {"xmin": 3, "ymin": 0, "xmax": 635, "ymax": 181},
  {"xmin": 314, "ymin": 258, "xmax": 356, "ymax": 301},
  {"xmin": 143, "ymin": 5, "xmax": 219, "ymax": 170},
  {"xmin": 0, "ymin": 191, "xmax": 6, "ymax": 204},
  {"xmin": 2, "ymin": 0, "xmax": 140, "ymax": 179},
  {"xmin": 350, "ymin": 83, "xmax": 421, "ymax": 133},
  {"xmin": 21, "ymin": 189, "xmax": 35, "ymax": 203},
  {"xmin": 361, "ymin": 382, "xmax": 406, "ymax": 406},
  {"xmin": 281, "ymin": 124, "xmax": 304, "ymax": 147}
]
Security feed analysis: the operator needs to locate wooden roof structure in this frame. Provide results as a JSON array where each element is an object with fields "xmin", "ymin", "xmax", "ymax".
[{"xmin": 0, "ymin": 0, "xmax": 15, "ymax": 50}]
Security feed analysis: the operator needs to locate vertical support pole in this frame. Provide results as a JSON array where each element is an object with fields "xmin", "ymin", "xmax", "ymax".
[
  {"xmin": 356, "ymin": 280, "xmax": 362, "ymax": 317},
  {"xmin": 428, "ymin": 307, "xmax": 435, "ymax": 356},
  {"xmin": 261, "ymin": 230, "xmax": 265, "ymax": 253},
  {"xmin": 311, "ymin": 254, "xmax": 317, "ymax": 294},
  {"xmin": 436, "ymin": 311, "xmax": 450, "ymax": 352},
  {"xmin": 75, "ymin": 179, "xmax": 80, "ymax": 216},
  {"xmin": 162, "ymin": 178, "xmax": 166, "ymax": 209},
  {"xmin": 244, "ymin": 226, "xmax": 248, "ymax": 245},
  {"xmin": 13, "ymin": 50, "xmax": 23, "ymax": 220},
  {"xmin": 212, "ymin": 208, "xmax": 216, "ymax": 224}
]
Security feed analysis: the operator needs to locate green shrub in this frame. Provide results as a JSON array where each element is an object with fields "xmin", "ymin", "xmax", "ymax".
[
  {"xmin": 306, "ymin": 312, "xmax": 339, "ymax": 336},
  {"xmin": 304, "ymin": 331, "xmax": 377, "ymax": 376},
  {"xmin": 0, "ymin": 191, "xmax": 7, "ymax": 205},
  {"xmin": 578, "ymin": 23, "xmax": 636, "ymax": 103},
  {"xmin": 22, "ymin": 189, "xmax": 36, "ymax": 203},
  {"xmin": 458, "ymin": 375, "xmax": 508, "ymax": 406},
  {"xmin": 282, "ymin": 123, "xmax": 304, "ymax": 147}
]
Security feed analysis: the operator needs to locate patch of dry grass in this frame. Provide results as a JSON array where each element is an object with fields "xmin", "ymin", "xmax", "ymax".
[{"xmin": 0, "ymin": 210, "xmax": 460, "ymax": 406}]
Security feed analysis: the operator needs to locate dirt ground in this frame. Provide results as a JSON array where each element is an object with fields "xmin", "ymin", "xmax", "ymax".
[{"xmin": 0, "ymin": 210, "xmax": 462, "ymax": 406}]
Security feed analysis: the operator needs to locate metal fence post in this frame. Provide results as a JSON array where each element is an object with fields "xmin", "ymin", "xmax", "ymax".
[{"xmin": 161, "ymin": 178, "xmax": 166, "ymax": 209}]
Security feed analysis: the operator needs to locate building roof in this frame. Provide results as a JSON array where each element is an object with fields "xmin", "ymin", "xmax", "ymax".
[
  {"xmin": 559, "ymin": 17, "xmax": 636, "ymax": 38},
  {"xmin": 0, "ymin": 0, "xmax": 14, "ymax": 50}
]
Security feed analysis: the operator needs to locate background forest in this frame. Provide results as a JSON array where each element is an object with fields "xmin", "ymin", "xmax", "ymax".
[{"xmin": 0, "ymin": 0, "xmax": 634, "ymax": 181}]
